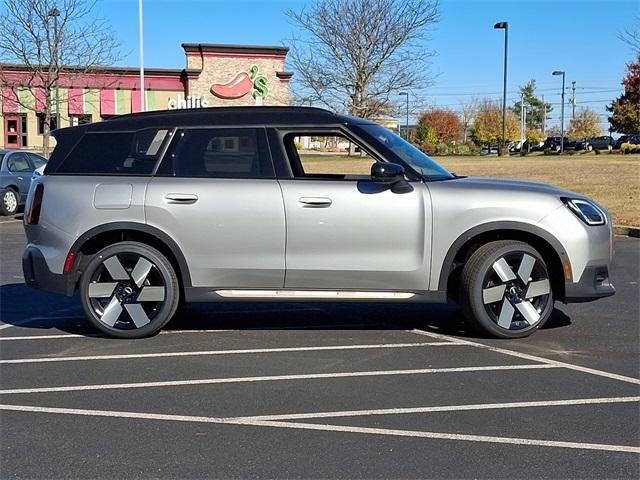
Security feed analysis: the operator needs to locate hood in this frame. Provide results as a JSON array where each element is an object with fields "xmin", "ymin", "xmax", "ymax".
[{"xmin": 451, "ymin": 176, "xmax": 580, "ymax": 198}]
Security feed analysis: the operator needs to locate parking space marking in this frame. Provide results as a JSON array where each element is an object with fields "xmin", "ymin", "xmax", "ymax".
[
  {"xmin": 0, "ymin": 330, "xmax": 236, "ymax": 341},
  {"xmin": 0, "ymin": 364, "xmax": 558, "ymax": 395},
  {"xmin": 409, "ymin": 329, "xmax": 640, "ymax": 385},
  {"xmin": 1, "ymin": 403, "xmax": 638, "ymax": 454},
  {"xmin": 231, "ymin": 396, "xmax": 640, "ymax": 421},
  {"xmin": 0, "ymin": 341, "xmax": 463, "ymax": 364}
]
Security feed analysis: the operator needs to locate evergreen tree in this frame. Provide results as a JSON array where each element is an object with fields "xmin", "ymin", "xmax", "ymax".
[{"xmin": 511, "ymin": 80, "xmax": 553, "ymax": 131}]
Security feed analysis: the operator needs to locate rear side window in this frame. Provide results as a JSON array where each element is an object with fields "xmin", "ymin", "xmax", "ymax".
[
  {"xmin": 156, "ymin": 128, "xmax": 274, "ymax": 178},
  {"xmin": 55, "ymin": 129, "xmax": 170, "ymax": 175}
]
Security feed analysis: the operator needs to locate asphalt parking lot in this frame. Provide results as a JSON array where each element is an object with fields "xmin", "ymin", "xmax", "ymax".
[{"xmin": 1, "ymin": 217, "xmax": 639, "ymax": 479}]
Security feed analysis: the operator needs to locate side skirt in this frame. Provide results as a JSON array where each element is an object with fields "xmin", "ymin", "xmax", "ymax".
[{"xmin": 184, "ymin": 288, "xmax": 447, "ymax": 304}]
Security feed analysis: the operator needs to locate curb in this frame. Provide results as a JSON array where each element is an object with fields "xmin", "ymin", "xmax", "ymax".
[{"xmin": 613, "ymin": 225, "xmax": 640, "ymax": 238}]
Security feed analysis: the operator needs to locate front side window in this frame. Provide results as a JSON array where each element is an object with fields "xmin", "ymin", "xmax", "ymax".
[
  {"xmin": 27, "ymin": 154, "xmax": 47, "ymax": 170},
  {"xmin": 7, "ymin": 153, "xmax": 32, "ymax": 173},
  {"xmin": 55, "ymin": 128, "xmax": 170, "ymax": 175},
  {"xmin": 157, "ymin": 128, "xmax": 273, "ymax": 178},
  {"xmin": 284, "ymin": 133, "xmax": 376, "ymax": 180},
  {"xmin": 357, "ymin": 124, "xmax": 453, "ymax": 181}
]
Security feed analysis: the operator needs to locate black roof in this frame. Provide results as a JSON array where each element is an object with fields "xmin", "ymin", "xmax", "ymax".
[{"xmin": 53, "ymin": 107, "xmax": 374, "ymax": 137}]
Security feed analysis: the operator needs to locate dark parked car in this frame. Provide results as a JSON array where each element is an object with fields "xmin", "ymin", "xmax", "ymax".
[
  {"xmin": 0, "ymin": 150, "xmax": 47, "ymax": 215},
  {"xmin": 614, "ymin": 134, "xmax": 640, "ymax": 149},
  {"xmin": 543, "ymin": 136, "xmax": 579, "ymax": 152},
  {"xmin": 575, "ymin": 136, "xmax": 615, "ymax": 151}
]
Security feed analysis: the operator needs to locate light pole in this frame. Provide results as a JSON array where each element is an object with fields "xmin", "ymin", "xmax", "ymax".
[
  {"xmin": 138, "ymin": 0, "xmax": 146, "ymax": 111},
  {"xmin": 494, "ymin": 21, "xmax": 508, "ymax": 155},
  {"xmin": 47, "ymin": 8, "xmax": 60, "ymax": 129},
  {"xmin": 552, "ymin": 70, "xmax": 566, "ymax": 153},
  {"xmin": 399, "ymin": 92, "xmax": 409, "ymax": 139}
]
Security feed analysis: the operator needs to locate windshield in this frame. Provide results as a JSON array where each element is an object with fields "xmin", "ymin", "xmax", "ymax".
[{"xmin": 358, "ymin": 124, "xmax": 454, "ymax": 180}]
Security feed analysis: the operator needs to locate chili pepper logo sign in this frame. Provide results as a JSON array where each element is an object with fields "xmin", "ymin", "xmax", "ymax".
[{"xmin": 210, "ymin": 65, "xmax": 269, "ymax": 100}]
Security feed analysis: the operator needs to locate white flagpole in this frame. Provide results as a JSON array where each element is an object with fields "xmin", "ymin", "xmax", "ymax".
[{"xmin": 138, "ymin": 0, "xmax": 146, "ymax": 111}]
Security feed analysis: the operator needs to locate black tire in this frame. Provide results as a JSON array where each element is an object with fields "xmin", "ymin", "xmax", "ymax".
[
  {"xmin": 460, "ymin": 240, "xmax": 554, "ymax": 339},
  {"xmin": 1, "ymin": 188, "xmax": 19, "ymax": 216},
  {"xmin": 79, "ymin": 241, "xmax": 180, "ymax": 339}
]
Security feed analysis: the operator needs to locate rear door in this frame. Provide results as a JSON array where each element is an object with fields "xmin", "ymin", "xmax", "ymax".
[
  {"xmin": 145, "ymin": 127, "xmax": 285, "ymax": 289},
  {"xmin": 273, "ymin": 129, "xmax": 431, "ymax": 292}
]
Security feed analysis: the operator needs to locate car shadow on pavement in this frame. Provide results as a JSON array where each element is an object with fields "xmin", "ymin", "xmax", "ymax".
[{"xmin": 0, "ymin": 282, "xmax": 571, "ymax": 339}]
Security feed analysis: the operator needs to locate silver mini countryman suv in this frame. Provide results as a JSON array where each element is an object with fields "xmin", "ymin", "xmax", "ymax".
[{"xmin": 22, "ymin": 107, "xmax": 615, "ymax": 339}]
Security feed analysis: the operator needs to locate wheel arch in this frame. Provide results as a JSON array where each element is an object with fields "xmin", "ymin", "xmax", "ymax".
[
  {"xmin": 439, "ymin": 221, "xmax": 569, "ymax": 302},
  {"xmin": 68, "ymin": 222, "xmax": 192, "ymax": 293}
]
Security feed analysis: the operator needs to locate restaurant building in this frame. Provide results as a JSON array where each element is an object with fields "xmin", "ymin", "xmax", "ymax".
[{"xmin": 0, "ymin": 43, "xmax": 293, "ymax": 151}]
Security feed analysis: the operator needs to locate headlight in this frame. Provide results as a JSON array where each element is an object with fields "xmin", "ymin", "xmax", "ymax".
[{"xmin": 562, "ymin": 197, "xmax": 606, "ymax": 226}]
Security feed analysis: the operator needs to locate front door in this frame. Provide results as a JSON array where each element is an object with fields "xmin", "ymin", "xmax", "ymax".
[
  {"xmin": 4, "ymin": 116, "xmax": 21, "ymax": 148},
  {"xmin": 145, "ymin": 127, "xmax": 285, "ymax": 289},
  {"xmin": 276, "ymin": 131, "xmax": 431, "ymax": 291}
]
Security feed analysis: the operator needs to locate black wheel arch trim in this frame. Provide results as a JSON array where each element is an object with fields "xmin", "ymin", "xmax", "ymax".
[
  {"xmin": 437, "ymin": 221, "xmax": 570, "ymax": 293},
  {"xmin": 69, "ymin": 222, "xmax": 192, "ymax": 288}
]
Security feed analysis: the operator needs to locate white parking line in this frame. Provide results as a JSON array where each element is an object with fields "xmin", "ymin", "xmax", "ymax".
[
  {"xmin": 0, "ymin": 341, "xmax": 462, "ymax": 364},
  {"xmin": 232, "ymin": 396, "xmax": 640, "ymax": 421},
  {"xmin": 0, "ymin": 329, "xmax": 235, "ymax": 340},
  {"xmin": 410, "ymin": 329, "xmax": 640, "ymax": 385},
  {"xmin": 0, "ymin": 364, "xmax": 558, "ymax": 395},
  {"xmin": 0, "ymin": 403, "xmax": 637, "ymax": 454}
]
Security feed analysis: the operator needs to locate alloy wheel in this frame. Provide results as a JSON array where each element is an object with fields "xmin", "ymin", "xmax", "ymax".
[
  {"xmin": 87, "ymin": 253, "xmax": 166, "ymax": 330},
  {"xmin": 3, "ymin": 190, "xmax": 17, "ymax": 214},
  {"xmin": 481, "ymin": 252, "xmax": 551, "ymax": 331}
]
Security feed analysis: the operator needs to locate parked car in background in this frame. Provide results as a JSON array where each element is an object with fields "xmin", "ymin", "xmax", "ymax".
[
  {"xmin": 614, "ymin": 134, "xmax": 640, "ymax": 149},
  {"xmin": 543, "ymin": 136, "xmax": 579, "ymax": 152},
  {"xmin": 0, "ymin": 150, "xmax": 47, "ymax": 215},
  {"xmin": 575, "ymin": 136, "xmax": 615, "ymax": 151},
  {"xmin": 23, "ymin": 107, "xmax": 615, "ymax": 339},
  {"xmin": 480, "ymin": 146, "xmax": 499, "ymax": 155}
]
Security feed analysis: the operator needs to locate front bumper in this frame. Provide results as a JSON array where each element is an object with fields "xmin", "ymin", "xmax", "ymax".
[
  {"xmin": 565, "ymin": 265, "xmax": 615, "ymax": 303},
  {"xmin": 22, "ymin": 246, "xmax": 76, "ymax": 296}
]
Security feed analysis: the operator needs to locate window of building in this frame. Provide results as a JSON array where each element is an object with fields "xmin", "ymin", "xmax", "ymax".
[
  {"xmin": 285, "ymin": 133, "xmax": 376, "ymax": 180},
  {"xmin": 157, "ymin": 128, "xmax": 274, "ymax": 178},
  {"xmin": 70, "ymin": 115, "xmax": 92, "ymax": 127},
  {"xmin": 55, "ymin": 128, "xmax": 170, "ymax": 175},
  {"xmin": 37, "ymin": 114, "xmax": 58, "ymax": 135}
]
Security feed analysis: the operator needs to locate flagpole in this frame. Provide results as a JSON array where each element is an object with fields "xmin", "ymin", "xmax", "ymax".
[{"xmin": 138, "ymin": 0, "xmax": 146, "ymax": 112}]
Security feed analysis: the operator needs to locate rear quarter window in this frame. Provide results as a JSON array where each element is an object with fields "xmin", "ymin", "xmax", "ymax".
[{"xmin": 55, "ymin": 129, "xmax": 170, "ymax": 175}]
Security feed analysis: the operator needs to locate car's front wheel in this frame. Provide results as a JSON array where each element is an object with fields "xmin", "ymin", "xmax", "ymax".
[
  {"xmin": 80, "ymin": 242, "xmax": 180, "ymax": 338},
  {"xmin": 1, "ymin": 188, "xmax": 19, "ymax": 216},
  {"xmin": 460, "ymin": 240, "xmax": 554, "ymax": 338}
]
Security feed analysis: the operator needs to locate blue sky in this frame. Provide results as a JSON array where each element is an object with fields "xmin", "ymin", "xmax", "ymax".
[{"xmin": 98, "ymin": 0, "xmax": 638, "ymax": 130}]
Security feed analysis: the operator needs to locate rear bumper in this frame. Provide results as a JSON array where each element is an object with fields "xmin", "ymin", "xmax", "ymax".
[
  {"xmin": 22, "ymin": 246, "xmax": 75, "ymax": 296},
  {"xmin": 565, "ymin": 265, "xmax": 615, "ymax": 303}
]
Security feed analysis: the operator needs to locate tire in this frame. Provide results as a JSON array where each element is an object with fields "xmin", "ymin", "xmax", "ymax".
[
  {"xmin": 460, "ymin": 240, "xmax": 554, "ymax": 339},
  {"xmin": 79, "ymin": 241, "xmax": 180, "ymax": 338},
  {"xmin": 1, "ymin": 188, "xmax": 19, "ymax": 216}
]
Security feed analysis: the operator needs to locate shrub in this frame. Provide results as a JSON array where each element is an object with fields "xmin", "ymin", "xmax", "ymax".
[{"xmin": 621, "ymin": 142, "xmax": 640, "ymax": 154}]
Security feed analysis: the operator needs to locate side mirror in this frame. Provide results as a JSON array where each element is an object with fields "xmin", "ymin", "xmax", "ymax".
[{"xmin": 371, "ymin": 162, "xmax": 405, "ymax": 183}]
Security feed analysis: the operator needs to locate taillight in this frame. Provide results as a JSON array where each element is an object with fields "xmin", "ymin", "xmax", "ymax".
[
  {"xmin": 25, "ymin": 183, "xmax": 44, "ymax": 225},
  {"xmin": 64, "ymin": 251, "xmax": 76, "ymax": 273}
]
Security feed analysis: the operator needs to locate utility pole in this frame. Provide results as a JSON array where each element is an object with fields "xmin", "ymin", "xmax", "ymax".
[
  {"xmin": 542, "ymin": 94, "xmax": 546, "ymax": 135},
  {"xmin": 552, "ymin": 71, "xmax": 566, "ymax": 153},
  {"xmin": 138, "ymin": 0, "xmax": 146, "ymax": 112},
  {"xmin": 571, "ymin": 81, "xmax": 576, "ymax": 120}
]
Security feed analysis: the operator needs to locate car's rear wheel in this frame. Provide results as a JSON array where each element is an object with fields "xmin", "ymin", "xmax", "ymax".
[
  {"xmin": 1, "ymin": 188, "xmax": 18, "ymax": 216},
  {"xmin": 80, "ymin": 242, "xmax": 180, "ymax": 338},
  {"xmin": 460, "ymin": 240, "xmax": 554, "ymax": 338}
]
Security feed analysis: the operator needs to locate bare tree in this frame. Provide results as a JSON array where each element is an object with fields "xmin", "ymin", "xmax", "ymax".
[
  {"xmin": 619, "ymin": 15, "xmax": 640, "ymax": 54},
  {"xmin": 287, "ymin": 0, "xmax": 439, "ymax": 119},
  {"xmin": 0, "ymin": 0, "xmax": 121, "ymax": 154},
  {"xmin": 459, "ymin": 98, "xmax": 478, "ymax": 144}
]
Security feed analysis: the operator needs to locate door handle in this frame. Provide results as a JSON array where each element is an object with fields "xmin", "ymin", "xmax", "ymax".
[
  {"xmin": 17, "ymin": 177, "xmax": 23, "ymax": 181},
  {"xmin": 298, "ymin": 197, "xmax": 332, "ymax": 208},
  {"xmin": 163, "ymin": 193, "xmax": 199, "ymax": 205}
]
